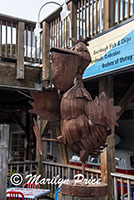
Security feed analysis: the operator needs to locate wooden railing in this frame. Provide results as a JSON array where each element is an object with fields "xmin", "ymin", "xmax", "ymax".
[
  {"xmin": 49, "ymin": 16, "xmax": 71, "ymax": 49},
  {"xmin": 43, "ymin": 161, "xmax": 101, "ymax": 198},
  {"xmin": 76, "ymin": 0, "xmax": 104, "ymax": 37},
  {"xmin": 44, "ymin": 0, "xmax": 134, "ymax": 47},
  {"xmin": 111, "ymin": 172, "xmax": 134, "ymax": 200},
  {"xmin": 115, "ymin": 0, "xmax": 134, "ymax": 24},
  {"xmin": 7, "ymin": 161, "xmax": 38, "ymax": 187},
  {"xmin": 0, "ymin": 13, "xmax": 42, "ymax": 64}
]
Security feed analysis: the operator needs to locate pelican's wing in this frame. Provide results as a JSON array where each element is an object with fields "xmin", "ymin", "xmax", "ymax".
[{"xmin": 29, "ymin": 88, "xmax": 61, "ymax": 121}]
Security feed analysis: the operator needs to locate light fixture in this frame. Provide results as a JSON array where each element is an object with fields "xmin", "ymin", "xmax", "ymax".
[{"xmin": 34, "ymin": 0, "xmax": 71, "ymax": 37}]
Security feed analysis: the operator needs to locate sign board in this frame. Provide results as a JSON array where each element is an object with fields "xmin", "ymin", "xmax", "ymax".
[{"xmin": 83, "ymin": 19, "xmax": 134, "ymax": 79}]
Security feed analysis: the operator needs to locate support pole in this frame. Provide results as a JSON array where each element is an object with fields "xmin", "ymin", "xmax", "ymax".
[
  {"xmin": 99, "ymin": 75, "xmax": 115, "ymax": 200},
  {"xmin": 0, "ymin": 124, "xmax": 9, "ymax": 200},
  {"xmin": 16, "ymin": 21, "xmax": 25, "ymax": 79},
  {"xmin": 56, "ymin": 127, "xmax": 68, "ymax": 165},
  {"xmin": 99, "ymin": 1, "xmax": 116, "ymax": 198},
  {"xmin": 42, "ymin": 21, "xmax": 50, "ymax": 87},
  {"xmin": 36, "ymin": 118, "xmax": 47, "ymax": 176}
]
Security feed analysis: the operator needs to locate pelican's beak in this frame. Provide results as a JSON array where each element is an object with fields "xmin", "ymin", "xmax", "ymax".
[{"xmin": 50, "ymin": 47, "xmax": 80, "ymax": 91}]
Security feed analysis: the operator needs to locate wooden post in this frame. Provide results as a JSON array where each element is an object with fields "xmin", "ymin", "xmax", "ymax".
[
  {"xmin": 36, "ymin": 118, "xmax": 47, "ymax": 176},
  {"xmin": 16, "ymin": 21, "xmax": 25, "ymax": 79},
  {"xmin": 0, "ymin": 124, "xmax": 9, "ymax": 200},
  {"xmin": 104, "ymin": 0, "xmax": 115, "ymax": 29},
  {"xmin": 42, "ymin": 21, "xmax": 50, "ymax": 87},
  {"xmin": 100, "ymin": 1, "xmax": 116, "ymax": 199},
  {"xmin": 56, "ymin": 127, "xmax": 68, "ymax": 164},
  {"xmin": 99, "ymin": 75, "xmax": 115, "ymax": 200},
  {"xmin": 68, "ymin": 1, "xmax": 77, "ymax": 40}
]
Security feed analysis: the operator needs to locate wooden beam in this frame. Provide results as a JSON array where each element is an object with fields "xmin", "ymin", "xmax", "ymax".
[
  {"xmin": 9, "ymin": 114, "xmax": 28, "ymax": 135},
  {"xmin": 0, "ymin": 61, "xmax": 41, "ymax": 90},
  {"xmin": 56, "ymin": 126, "xmax": 68, "ymax": 165},
  {"xmin": 117, "ymin": 82, "xmax": 134, "ymax": 117},
  {"xmin": 42, "ymin": 21, "xmax": 50, "ymax": 87},
  {"xmin": 0, "ymin": 124, "xmax": 9, "ymax": 199},
  {"xmin": 99, "ymin": 75, "xmax": 115, "ymax": 200},
  {"xmin": 16, "ymin": 21, "xmax": 25, "ymax": 79},
  {"xmin": 0, "ymin": 13, "xmax": 36, "ymax": 27},
  {"xmin": 42, "ymin": 7, "xmax": 62, "ymax": 24}
]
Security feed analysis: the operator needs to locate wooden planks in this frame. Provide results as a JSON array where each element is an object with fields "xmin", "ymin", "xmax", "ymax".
[
  {"xmin": 0, "ymin": 60, "xmax": 41, "ymax": 90},
  {"xmin": 0, "ymin": 124, "xmax": 9, "ymax": 199}
]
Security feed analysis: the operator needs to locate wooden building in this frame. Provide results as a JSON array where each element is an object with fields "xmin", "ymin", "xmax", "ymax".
[{"xmin": 0, "ymin": 0, "xmax": 134, "ymax": 199}]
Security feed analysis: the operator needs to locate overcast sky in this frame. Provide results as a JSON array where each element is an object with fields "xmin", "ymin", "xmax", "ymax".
[{"xmin": 0, "ymin": 0, "xmax": 65, "ymax": 22}]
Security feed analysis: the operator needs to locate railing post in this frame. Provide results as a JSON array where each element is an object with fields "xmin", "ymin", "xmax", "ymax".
[
  {"xmin": 68, "ymin": 1, "xmax": 77, "ymax": 40},
  {"xmin": 16, "ymin": 21, "xmax": 25, "ymax": 79},
  {"xmin": 42, "ymin": 21, "xmax": 50, "ymax": 87},
  {"xmin": 0, "ymin": 124, "xmax": 9, "ymax": 200},
  {"xmin": 104, "ymin": 0, "xmax": 115, "ymax": 29}
]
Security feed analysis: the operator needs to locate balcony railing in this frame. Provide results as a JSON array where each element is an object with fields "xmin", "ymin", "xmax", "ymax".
[
  {"xmin": 41, "ymin": 0, "xmax": 134, "ymax": 83},
  {"xmin": 0, "ymin": 13, "xmax": 42, "ymax": 64}
]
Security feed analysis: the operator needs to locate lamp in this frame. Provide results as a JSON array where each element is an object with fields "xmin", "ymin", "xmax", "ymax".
[{"xmin": 34, "ymin": 0, "xmax": 71, "ymax": 37}]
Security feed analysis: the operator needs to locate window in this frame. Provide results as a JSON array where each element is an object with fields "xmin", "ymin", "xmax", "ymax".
[{"xmin": 9, "ymin": 131, "xmax": 26, "ymax": 161}]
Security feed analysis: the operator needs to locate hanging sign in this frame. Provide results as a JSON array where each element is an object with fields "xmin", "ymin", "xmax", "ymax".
[{"xmin": 83, "ymin": 19, "xmax": 134, "ymax": 79}]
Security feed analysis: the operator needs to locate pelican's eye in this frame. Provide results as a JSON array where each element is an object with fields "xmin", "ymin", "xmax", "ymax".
[{"xmin": 71, "ymin": 46, "xmax": 75, "ymax": 51}]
